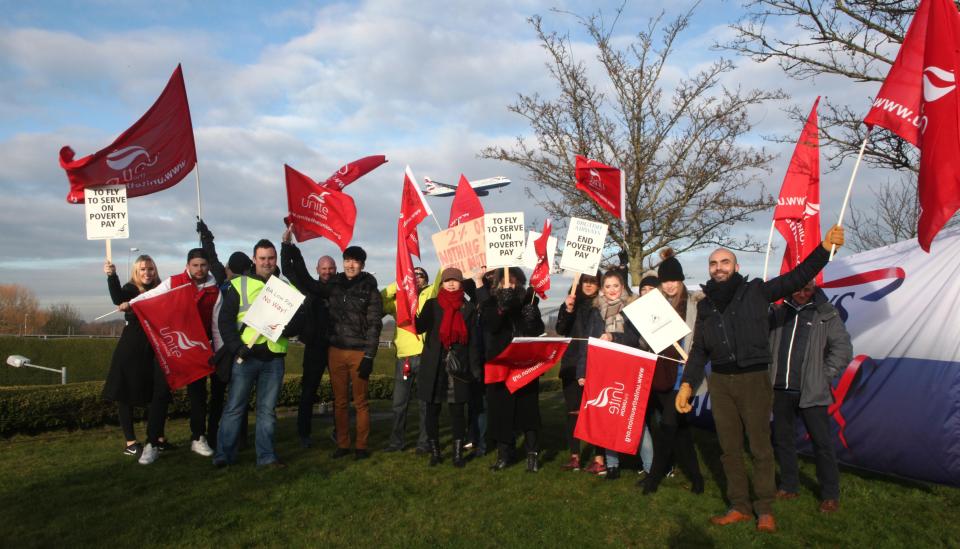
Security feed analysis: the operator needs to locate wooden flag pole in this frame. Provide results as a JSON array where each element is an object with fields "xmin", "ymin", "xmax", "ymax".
[
  {"xmin": 568, "ymin": 272, "xmax": 582, "ymax": 296},
  {"xmin": 830, "ymin": 130, "xmax": 871, "ymax": 260},
  {"xmin": 672, "ymin": 341, "xmax": 689, "ymax": 362},
  {"xmin": 92, "ymin": 309, "xmax": 120, "ymax": 322},
  {"xmin": 105, "ymin": 239, "xmax": 112, "ymax": 264},
  {"xmin": 503, "ymin": 266, "xmax": 510, "ymax": 288},
  {"xmin": 194, "ymin": 163, "xmax": 203, "ymax": 245},
  {"xmin": 761, "ymin": 219, "xmax": 776, "ymax": 281}
]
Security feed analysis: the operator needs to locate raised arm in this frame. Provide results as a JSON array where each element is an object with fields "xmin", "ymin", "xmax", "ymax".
[
  {"xmin": 280, "ymin": 241, "xmax": 324, "ymax": 296},
  {"xmin": 197, "ymin": 219, "xmax": 226, "ymax": 286},
  {"xmin": 762, "ymin": 225, "xmax": 844, "ymax": 302}
]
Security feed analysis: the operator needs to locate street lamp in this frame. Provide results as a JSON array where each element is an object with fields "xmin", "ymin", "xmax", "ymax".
[
  {"xmin": 6, "ymin": 355, "xmax": 67, "ymax": 385},
  {"xmin": 128, "ymin": 247, "xmax": 139, "ymax": 278}
]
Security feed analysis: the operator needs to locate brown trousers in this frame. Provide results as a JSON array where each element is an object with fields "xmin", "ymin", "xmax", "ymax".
[{"xmin": 328, "ymin": 347, "xmax": 370, "ymax": 450}]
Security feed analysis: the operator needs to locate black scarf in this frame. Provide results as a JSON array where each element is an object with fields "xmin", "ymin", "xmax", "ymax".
[{"xmin": 703, "ymin": 272, "xmax": 744, "ymax": 313}]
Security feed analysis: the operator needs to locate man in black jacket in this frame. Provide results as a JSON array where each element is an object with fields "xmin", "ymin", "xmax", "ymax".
[
  {"xmin": 296, "ymin": 255, "xmax": 336, "ymax": 448},
  {"xmin": 676, "ymin": 225, "xmax": 845, "ymax": 533},
  {"xmin": 281, "ymin": 232, "xmax": 383, "ymax": 460}
]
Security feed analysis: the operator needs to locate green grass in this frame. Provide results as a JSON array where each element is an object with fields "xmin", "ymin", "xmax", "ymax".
[{"xmin": 1, "ymin": 392, "xmax": 957, "ymax": 548}]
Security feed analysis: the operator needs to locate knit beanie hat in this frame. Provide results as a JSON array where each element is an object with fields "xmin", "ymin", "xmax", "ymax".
[
  {"xmin": 227, "ymin": 252, "xmax": 252, "ymax": 275},
  {"xmin": 657, "ymin": 248, "xmax": 685, "ymax": 282}
]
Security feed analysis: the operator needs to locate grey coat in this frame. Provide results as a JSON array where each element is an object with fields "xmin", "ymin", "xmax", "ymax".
[{"xmin": 768, "ymin": 292, "xmax": 853, "ymax": 408}]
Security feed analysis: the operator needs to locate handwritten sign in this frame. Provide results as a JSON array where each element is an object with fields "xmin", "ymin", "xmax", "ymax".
[
  {"xmin": 483, "ymin": 212, "xmax": 526, "ymax": 269},
  {"xmin": 521, "ymin": 230, "xmax": 557, "ymax": 272},
  {"xmin": 431, "ymin": 217, "xmax": 486, "ymax": 278},
  {"xmin": 84, "ymin": 185, "xmax": 129, "ymax": 240},
  {"xmin": 621, "ymin": 289, "xmax": 691, "ymax": 353},
  {"xmin": 559, "ymin": 217, "xmax": 608, "ymax": 275},
  {"xmin": 242, "ymin": 277, "xmax": 305, "ymax": 343}
]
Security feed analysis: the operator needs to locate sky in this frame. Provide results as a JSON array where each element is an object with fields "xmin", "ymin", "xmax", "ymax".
[{"xmin": 0, "ymin": 0, "xmax": 895, "ymax": 320}]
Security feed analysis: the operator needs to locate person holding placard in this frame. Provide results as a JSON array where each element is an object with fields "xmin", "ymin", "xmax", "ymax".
[
  {"xmin": 213, "ymin": 239, "xmax": 304, "ymax": 468},
  {"xmin": 480, "ymin": 267, "xmax": 545, "ymax": 472},
  {"xmin": 415, "ymin": 268, "xmax": 481, "ymax": 467},
  {"xmin": 102, "ymin": 255, "xmax": 168, "ymax": 461},
  {"xmin": 554, "ymin": 270, "xmax": 600, "ymax": 472},
  {"xmin": 674, "ymin": 225, "xmax": 845, "ymax": 533}
]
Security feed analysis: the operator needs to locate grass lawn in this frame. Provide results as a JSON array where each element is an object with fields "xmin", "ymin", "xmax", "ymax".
[{"xmin": 1, "ymin": 391, "xmax": 957, "ymax": 548}]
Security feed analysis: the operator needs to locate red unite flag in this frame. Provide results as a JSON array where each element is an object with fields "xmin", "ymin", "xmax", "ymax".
[
  {"xmin": 394, "ymin": 219, "xmax": 419, "ymax": 334},
  {"xmin": 448, "ymin": 174, "xmax": 485, "ymax": 227},
  {"xmin": 131, "ymin": 284, "xmax": 214, "ymax": 391},
  {"xmin": 574, "ymin": 155, "xmax": 625, "ymax": 223},
  {"xmin": 574, "ymin": 338, "xmax": 657, "ymax": 455},
  {"xmin": 284, "ymin": 164, "xmax": 357, "ymax": 251},
  {"xmin": 529, "ymin": 219, "xmax": 553, "ymax": 299},
  {"xmin": 321, "ymin": 155, "xmax": 388, "ymax": 190},
  {"xmin": 863, "ymin": 0, "xmax": 960, "ymax": 252},
  {"xmin": 60, "ymin": 64, "xmax": 197, "ymax": 204},
  {"xmin": 774, "ymin": 97, "xmax": 822, "ymax": 282},
  {"xmin": 400, "ymin": 165, "xmax": 433, "ymax": 258},
  {"xmin": 483, "ymin": 337, "xmax": 571, "ymax": 391}
]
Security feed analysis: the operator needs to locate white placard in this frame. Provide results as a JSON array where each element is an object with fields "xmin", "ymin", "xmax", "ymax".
[
  {"xmin": 84, "ymin": 185, "xmax": 129, "ymax": 240},
  {"xmin": 621, "ymin": 289, "xmax": 691, "ymax": 354},
  {"xmin": 559, "ymin": 217, "xmax": 608, "ymax": 275},
  {"xmin": 521, "ymin": 230, "xmax": 558, "ymax": 272},
  {"xmin": 483, "ymin": 212, "xmax": 526, "ymax": 269},
  {"xmin": 242, "ymin": 277, "xmax": 306, "ymax": 343}
]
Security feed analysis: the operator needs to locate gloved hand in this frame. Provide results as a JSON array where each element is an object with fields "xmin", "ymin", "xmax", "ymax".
[
  {"xmin": 197, "ymin": 219, "xmax": 214, "ymax": 242},
  {"xmin": 358, "ymin": 356, "xmax": 374, "ymax": 380},
  {"xmin": 821, "ymin": 225, "xmax": 844, "ymax": 251},
  {"xmin": 675, "ymin": 382, "xmax": 693, "ymax": 414},
  {"xmin": 495, "ymin": 287, "xmax": 522, "ymax": 312},
  {"xmin": 521, "ymin": 303, "xmax": 540, "ymax": 324},
  {"xmin": 234, "ymin": 345, "xmax": 250, "ymax": 364}
]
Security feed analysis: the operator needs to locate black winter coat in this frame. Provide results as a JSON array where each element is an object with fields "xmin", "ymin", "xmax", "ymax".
[
  {"xmin": 478, "ymin": 288, "xmax": 545, "ymax": 364},
  {"xmin": 681, "ymin": 245, "xmax": 830, "ymax": 390},
  {"xmin": 415, "ymin": 298, "xmax": 480, "ymax": 403},
  {"xmin": 555, "ymin": 295, "xmax": 596, "ymax": 381}
]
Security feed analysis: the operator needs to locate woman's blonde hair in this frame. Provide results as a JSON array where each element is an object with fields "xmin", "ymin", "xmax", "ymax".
[{"xmin": 128, "ymin": 254, "xmax": 160, "ymax": 293}]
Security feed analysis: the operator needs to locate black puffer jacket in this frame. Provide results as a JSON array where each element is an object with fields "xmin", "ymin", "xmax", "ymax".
[
  {"xmin": 555, "ymin": 295, "xmax": 595, "ymax": 381},
  {"xmin": 478, "ymin": 286, "xmax": 545, "ymax": 362},
  {"xmin": 281, "ymin": 242, "xmax": 383, "ymax": 357},
  {"xmin": 681, "ymin": 245, "xmax": 830, "ymax": 391}
]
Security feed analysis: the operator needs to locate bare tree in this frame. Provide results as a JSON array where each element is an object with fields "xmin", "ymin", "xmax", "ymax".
[
  {"xmin": 42, "ymin": 303, "xmax": 84, "ymax": 335},
  {"xmin": 0, "ymin": 284, "xmax": 46, "ymax": 335},
  {"xmin": 483, "ymin": 7, "xmax": 783, "ymax": 281},
  {"xmin": 848, "ymin": 175, "xmax": 920, "ymax": 251}
]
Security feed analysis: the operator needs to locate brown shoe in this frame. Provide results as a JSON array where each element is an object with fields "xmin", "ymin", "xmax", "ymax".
[
  {"xmin": 709, "ymin": 509, "xmax": 752, "ymax": 526},
  {"xmin": 756, "ymin": 514, "xmax": 777, "ymax": 533},
  {"xmin": 776, "ymin": 489, "xmax": 799, "ymax": 500},
  {"xmin": 819, "ymin": 499, "xmax": 840, "ymax": 513}
]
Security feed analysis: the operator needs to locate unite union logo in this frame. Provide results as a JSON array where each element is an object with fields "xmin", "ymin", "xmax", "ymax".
[
  {"xmin": 588, "ymin": 168, "xmax": 604, "ymax": 192},
  {"xmin": 923, "ymin": 66, "xmax": 956, "ymax": 103}
]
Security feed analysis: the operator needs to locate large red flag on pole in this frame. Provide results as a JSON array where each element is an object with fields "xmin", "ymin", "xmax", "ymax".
[
  {"xmin": 482, "ymin": 337, "xmax": 571, "ymax": 391},
  {"xmin": 284, "ymin": 164, "xmax": 357, "ymax": 251},
  {"xmin": 574, "ymin": 338, "xmax": 657, "ymax": 455},
  {"xmin": 399, "ymin": 165, "xmax": 433, "ymax": 258},
  {"xmin": 529, "ymin": 219, "xmax": 553, "ymax": 299},
  {"xmin": 321, "ymin": 155, "xmax": 388, "ymax": 190},
  {"xmin": 574, "ymin": 155, "xmax": 625, "ymax": 223},
  {"xmin": 60, "ymin": 64, "xmax": 197, "ymax": 204},
  {"xmin": 448, "ymin": 174, "xmax": 485, "ymax": 227},
  {"xmin": 131, "ymin": 284, "xmax": 214, "ymax": 391},
  {"xmin": 774, "ymin": 97, "xmax": 823, "ymax": 282},
  {"xmin": 863, "ymin": 0, "xmax": 960, "ymax": 251},
  {"xmin": 394, "ymin": 218, "xmax": 419, "ymax": 334}
]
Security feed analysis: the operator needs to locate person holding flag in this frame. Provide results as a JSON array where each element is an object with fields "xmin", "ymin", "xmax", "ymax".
[
  {"xmin": 414, "ymin": 268, "xmax": 481, "ymax": 467},
  {"xmin": 101, "ymin": 255, "xmax": 168, "ymax": 460},
  {"xmin": 480, "ymin": 268, "xmax": 545, "ymax": 472}
]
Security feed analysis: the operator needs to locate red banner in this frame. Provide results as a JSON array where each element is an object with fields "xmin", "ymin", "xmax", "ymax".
[
  {"xmin": 131, "ymin": 284, "xmax": 214, "ymax": 391},
  {"xmin": 575, "ymin": 155, "xmax": 625, "ymax": 222},
  {"xmin": 322, "ymin": 155, "xmax": 387, "ymax": 190},
  {"xmin": 774, "ymin": 97, "xmax": 822, "ymax": 282},
  {"xmin": 394, "ymin": 218, "xmax": 419, "ymax": 334},
  {"xmin": 284, "ymin": 164, "xmax": 357, "ymax": 251},
  {"xmin": 400, "ymin": 166, "xmax": 432, "ymax": 258},
  {"xmin": 483, "ymin": 337, "xmax": 570, "ymax": 390},
  {"xmin": 574, "ymin": 338, "xmax": 657, "ymax": 455},
  {"xmin": 529, "ymin": 219, "xmax": 552, "ymax": 299},
  {"xmin": 61, "ymin": 64, "xmax": 197, "ymax": 204},
  {"xmin": 448, "ymin": 174, "xmax": 485, "ymax": 227}
]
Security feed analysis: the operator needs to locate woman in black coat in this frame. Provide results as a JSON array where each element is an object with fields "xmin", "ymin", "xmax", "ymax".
[
  {"xmin": 554, "ymin": 270, "xmax": 600, "ymax": 471},
  {"xmin": 415, "ymin": 268, "xmax": 479, "ymax": 467},
  {"xmin": 480, "ymin": 267, "xmax": 545, "ymax": 472},
  {"xmin": 102, "ymin": 256, "xmax": 170, "ymax": 460}
]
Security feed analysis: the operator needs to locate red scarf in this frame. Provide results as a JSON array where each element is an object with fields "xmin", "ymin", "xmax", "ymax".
[{"xmin": 437, "ymin": 288, "xmax": 468, "ymax": 348}]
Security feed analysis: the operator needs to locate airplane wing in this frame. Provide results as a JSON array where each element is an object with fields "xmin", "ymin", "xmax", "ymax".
[{"xmin": 423, "ymin": 178, "xmax": 457, "ymax": 197}]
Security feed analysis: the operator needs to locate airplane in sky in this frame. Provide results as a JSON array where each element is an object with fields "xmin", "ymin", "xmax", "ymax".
[{"xmin": 422, "ymin": 176, "xmax": 511, "ymax": 197}]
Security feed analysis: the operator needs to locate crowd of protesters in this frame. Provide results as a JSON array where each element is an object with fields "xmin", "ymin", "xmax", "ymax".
[{"xmin": 99, "ymin": 220, "xmax": 851, "ymax": 533}]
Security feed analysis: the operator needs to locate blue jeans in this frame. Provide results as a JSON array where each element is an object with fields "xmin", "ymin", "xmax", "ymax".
[
  {"xmin": 606, "ymin": 423, "xmax": 652, "ymax": 471},
  {"xmin": 215, "ymin": 356, "xmax": 284, "ymax": 465},
  {"xmin": 388, "ymin": 356, "xmax": 428, "ymax": 450}
]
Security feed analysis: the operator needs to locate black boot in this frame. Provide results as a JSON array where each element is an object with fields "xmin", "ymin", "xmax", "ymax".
[
  {"xmin": 641, "ymin": 475, "xmax": 661, "ymax": 495},
  {"xmin": 490, "ymin": 444, "xmax": 510, "ymax": 472},
  {"xmin": 452, "ymin": 439, "xmax": 466, "ymax": 468},
  {"xmin": 526, "ymin": 451, "xmax": 539, "ymax": 473},
  {"xmin": 428, "ymin": 439, "xmax": 442, "ymax": 466}
]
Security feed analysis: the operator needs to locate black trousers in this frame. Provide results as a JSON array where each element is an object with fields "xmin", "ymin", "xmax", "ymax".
[
  {"xmin": 424, "ymin": 402, "xmax": 466, "ymax": 440},
  {"xmin": 187, "ymin": 377, "xmax": 207, "ymax": 440},
  {"xmin": 486, "ymin": 380, "xmax": 540, "ymax": 445},
  {"xmin": 773, "ymin": 389, "xmax": 840, "ymax": 500},
  {"xmin": 116, "ymin": 396, "xmax": 167, "ymax": 444},
  {"xmin": 298, "ymin": 344, "xmax": 329, "ymax": 439},
  {"xmin": 647, "ymin": 389, "xmax": 702, "ymax": 484},
  {"xmin": 208, "ymin": 372, "xmax": 247, "ymax": 448},
  {"xmin": 561, "ymin": 377, "xmax": 583, "ymax": 455}
]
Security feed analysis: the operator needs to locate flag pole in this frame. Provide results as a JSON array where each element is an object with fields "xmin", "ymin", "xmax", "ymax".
[
  {"xmin": 830, "ymin": 129, "xmax": 871, "ymax": 260},
  {"xmin": 761, "ymin": 219, "xmax": 776, "ymax": 281},
  {"xmin": 431, "ymin": 213, "xmax": 443, "ymax": 231},
  {"xmin": 105, "ymin": 239, "xmax": 112, "ymax": 264},
  {"xmin": 194, "ymin": 162, "xmax": 203, "ymax": 246}
]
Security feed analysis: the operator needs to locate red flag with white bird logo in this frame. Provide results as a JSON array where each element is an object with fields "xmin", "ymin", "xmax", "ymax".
[
  {"xmin": 400, "ymin": 166, "xmax": 432, "ymax": 258},
  {"xmin": 448, "ymin": 174, "xmax": 485, "ymax": 227},
  {"xmin": 321, "ymin": 155, "xmax": 387, "ymax": 190},
  {"xmin": 483, "ymin": 337, "xmax": 570, "ymax": 391},
  {"xmin": 574, "ymin": 155, "xmax": 625, "ymax": 223},
  {"xmin": 284, "ymin": 164, "xmax": 357, "ymax": 251},
  {"xmin": 529, "ymin": 219, "xmax": 553, "ymax": 299}
]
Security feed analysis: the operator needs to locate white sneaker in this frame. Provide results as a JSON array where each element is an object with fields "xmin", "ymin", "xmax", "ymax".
[
  {"xmin": 138, "ymin": 443, "xmax": 159, "ymax": 465},
  {"xmin": 191, "ymin": 436, "xmax": 214, "ymax": 457}
]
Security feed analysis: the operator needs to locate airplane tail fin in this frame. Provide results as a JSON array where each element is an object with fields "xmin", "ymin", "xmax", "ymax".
[{"xmin": 424, "ymin": 177, "xmax": 436, "ymax": 192}]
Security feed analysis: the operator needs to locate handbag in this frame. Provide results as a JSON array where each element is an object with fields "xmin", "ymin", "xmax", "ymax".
[{"xmin": 444, "ymin": 345, "xmax": 470, "ymax": 380}]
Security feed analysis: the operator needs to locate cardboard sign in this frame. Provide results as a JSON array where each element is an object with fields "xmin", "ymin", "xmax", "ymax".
[
  {"xmin": 84, "ymin": 185, "xmax": 129, "ymax": 240},
  {"xmin": 242, "ymin": 277, "xmax": 306, "ymax": 343},
  {"xmin": 483, "ymin": 212, "xmax": 526, "ymax": 269},
  {"xmin": 559, "ymin": 217, "xmax": 608, "ymax": 275},
  {"xmin": 521, "ymin": 230, "xmax": 558, "ymax": 272},
  {"xmin": 621, "ymin": 289, "xmax": 691, "ymax": 353},
  {"xmin": 431, "ymin": 217, "xmax": 486, "ymax": 279}
]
